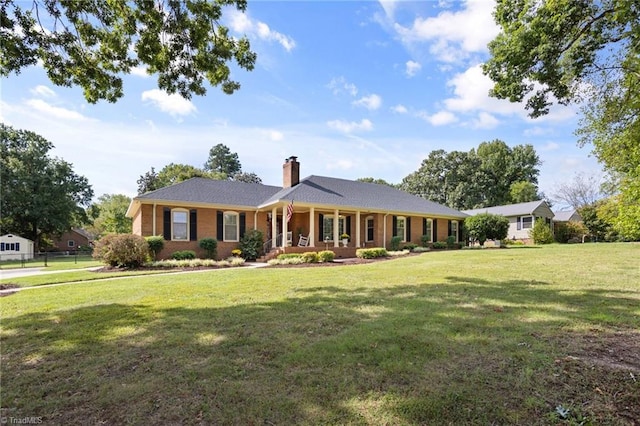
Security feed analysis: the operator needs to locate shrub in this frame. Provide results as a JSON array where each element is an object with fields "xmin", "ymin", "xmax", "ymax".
[
  {"xmin": 318, "ymin": 250, "xmax": 335, "ymax": 262},
  {"xmin": 446, "ymin": 236, "xmax": 456, "ymax": 249},
  {"xmin": 356, "ymin": 247, "xmax": 388, "ymax": 259},
  {"xmin": 301, "ymin": 251, "xmax": 319, "ymax": 263},
  {"xmin": 145, "ymin": 236, "xmax": 165, "ymax": 260},
  {"xmin": 388, "ymin": 249, "xmax": 410, "ymax": 257},
  {"xmin": 465, "ymin": 213, "xmax": 510, "ymax": 246},
  {"xmin": 432, "ymin": 241, "xmax": 447, "ymax": 249},
  {"xmin": 530, "ymin": 218, "xmax": 554, "ymax": 244},
  {"xmin": 239, "ymin": 229, "xmax": 264, "ymax": 261},
  {"xmin": 198, "ymin": 237, "xmax": 217, "ymax": 259},
  {"xmin": 420, "ymin": 234, "xmax": 431, "ymax": 247},
  {"xmin": 389, "ymin": 236, "xmax": 402, "ymax": 251},
  {"xmin": 403, "ymin": 243, "xmax": 418, "ymax": 251},
  {"xmin": 412, "ymin": 246, "xmax": 430, "ymax": 253},
  {"xmin": 268, "ymin": 257, "xmax": 305, "ymax": 265},
  {"xmin": 171, "ymin": 250, "xmax": 196, "ymax": 260},
  {"xmin": 277, "ymin": 253, "xmax": 303, "ymax": 260},
  {"xmin": 93, "ymin": 233, "xmax": 150, "ymax": 268},
  {"xmin": 555, "ymin": 221, "xmax": 588, "ymax": 243}
]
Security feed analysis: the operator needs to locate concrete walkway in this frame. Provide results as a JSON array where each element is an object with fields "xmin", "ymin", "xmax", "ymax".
[{"xmin": 0, "ymin": 263, "xmax": 270, "ymax": 294}]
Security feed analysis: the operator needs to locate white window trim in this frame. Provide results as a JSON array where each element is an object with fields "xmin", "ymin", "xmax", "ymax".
[
  {"xmin": 323, "ymin": 215, "xmax": 345, "ymax": 241},
  {"xmin": 520, "ymin": 215, "xmax": 533, "ymax": 229},
  {"xmin": 366, "ymin": 216, "xmax": 374, "ymax": 242},
  {"xmin": 425, "ymin": 218, "xmax": 433, "ymax": 243},
  {"xmin": 396, "ymin": 216, "xmax": 407, "ymax": 242},
  {"xmin": 223, "ymin": 211, "xmax": 239, "ymax": 242},
  {"xmin": 68, "ymin": 240, "xmax": 75, "ymax": 248},
  {"xmin": 171, "ymin": 208, "xmax": 189, "ymax": 241},
  {"xmin": 451, "ymin": 220, "xmax": 459, "ymax": 243}
]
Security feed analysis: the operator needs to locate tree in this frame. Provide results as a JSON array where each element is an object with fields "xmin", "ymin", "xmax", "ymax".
[
  {"xmin": 0, "ymin": 124, "xmax": 94, "ymax": 250},
  {"xmin": 1, "ymin": 0, "xmax": 256, "ymax": 103},
  {"xmin": 137, "ymin": 167, "xmax": 160, "ymax": 195},
  {"xmin": 204, "ymin": 144, "xmax": 241, "ymax": 177},
  {"xmin": 465, "ymin": 213, "xmax": 509, "ymax": 246},
  {"xmin": 529, "ymin": 219, "xmax": 554, "ymax": 245},
  {"xmin": 552, "ymin": 172, "xmax": 603, "ymax": 209},
  {"xmin": 509, "ymin": 181, "xmax": 540, "ymax": 204},
  {"xmin": 484, "ymin": 0, "xmax": 639, "ymax": 234},
  {"xmin": 86, "ymin": 194, "xmax": 132, "ymax": 237},
  {"xmin": 137, "ymin": 163, "xmax": 225, "ymax": 194},
  {"xmin": 400, "ymin": 141, "xmax": 541, "ymax": 210},
  {"xmin": 233, "ymin": 172, "xmax": 262, "ymax": 184}
]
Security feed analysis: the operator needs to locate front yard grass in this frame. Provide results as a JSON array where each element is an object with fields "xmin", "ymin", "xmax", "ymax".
[{"xmin": 1, "ymin": 243, "xmax": 638, "ymax": 425}]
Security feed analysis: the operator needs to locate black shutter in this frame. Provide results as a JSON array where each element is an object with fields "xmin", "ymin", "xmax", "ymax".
[
  {"xmin": 239, "ymin": 213, "xmax": 246, "ymax": 238},
  {"xmin": 217, "ymin": 211, "xmax": 224, "ymax": 240},
  {"xmin": 517, "ymin": 217, "xmax": 522, "ymax": 230},
  {"xmin": 433, "ymin": 219, "xmax": 438, "ymax": 242},
  {"xmin": 189, "ymin": 209, "xmax": 197, "ymax": 241},
  {"xmin": 392, "ymin": 216, "xmax": 397, "ymax": 237},
  {"xmin": 448, "ymin": 220, "xmax": 452, "ymax": 236},
  {"xmin": 318, "ymin": 214, "xmax": 324, "ymax": 241},
  {"xmin": 423, "ymin": 218, "xmax": 427, "ymax": 235},
  {"xmin": 163, "ymin": 208, "xmax": 171, "ymax": 240},
  {"xmin": 16, "ymin": 242, "xmax": 20, "ymax": 251},
  {"xmin": 346, "ymin": 216, "xmax": 351, "ymax": 237},
  {"xmin": 406, "ymin": 217, "xmax": 411, "ymax": 242}
]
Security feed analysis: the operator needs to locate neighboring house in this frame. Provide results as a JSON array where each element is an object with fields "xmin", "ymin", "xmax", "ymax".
[
  {"xmin": 50, "ymin": 228, "xmax": 92, "ymax": 252},
  {"xmin": 0, "ymin": 234, "xmax": 34, "ymax": 261},
  {"xmin": 463, "ymin": 200, "xmax": 554, "ymax": 242},
  {"xmin": 126, "ymin": 156, "xmax": 468, "ymax": 259},
  {"xmin": 553, "ymin": 209, "xmax": 582, "ymax": 223}
]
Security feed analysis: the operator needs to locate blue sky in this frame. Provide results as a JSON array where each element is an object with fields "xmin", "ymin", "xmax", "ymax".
[{"xmin": 1, "ymin": 0, "xmax": 602, "ymax": 205}]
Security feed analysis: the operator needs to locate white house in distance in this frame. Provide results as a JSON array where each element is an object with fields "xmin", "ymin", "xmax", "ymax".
[
  {"xmin": 0, "ymin": 234, "xmax": 35, "ymax": 261},
  {"xmin": 553, "ymin": 209, "xmax": 582, "ymax": 223},
  {"xmin": 463, "ymin": 200, "xmax": 555, "ymax": 242}
]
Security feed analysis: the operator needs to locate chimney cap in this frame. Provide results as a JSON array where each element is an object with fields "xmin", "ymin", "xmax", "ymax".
[{"xmin": 286, "ymin": 156, "xmax": 298, "ymax": 162}]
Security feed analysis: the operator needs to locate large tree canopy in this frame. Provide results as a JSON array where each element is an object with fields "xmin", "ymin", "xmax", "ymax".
[
  {"xmin": 86, "ymin": 194, "xmax": 133, "ymax": 237},
  {"xmin": 484, "ymin": 0, "xmax": 639, "ymax": 235},
  {"xmin": 204, "ymin": 143, "xmax": 242, "ymax": 177},
  {"xmin": 0, "ymin": 0, "xmax": 257, "ymax": 103},
  {"xmin": 400, "ymin": 140, "xmax": 541, "ymax": 210},
  {"xmin": 0, "ymin": 124, "xmax": 94, "ymax": 249}
]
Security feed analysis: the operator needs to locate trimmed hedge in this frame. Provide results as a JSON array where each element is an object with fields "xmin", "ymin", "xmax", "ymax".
[
  {"xmin": 171, "ymin": 250, "xmax": 196, "ymax": 260},
  {"xmin": 301, "ymin": 252, "xmax": 319, "ymax": 263},
  {"xmin": 93, "ymin": 234, "xmax": 150, "ymax": 268},
  {"xmin": 356, "ymin": 247, "xmax": 388, "ymax": 259},
  {"xmin": 318, "ymin": 250, "xmax": 335, "ymax": 262}
]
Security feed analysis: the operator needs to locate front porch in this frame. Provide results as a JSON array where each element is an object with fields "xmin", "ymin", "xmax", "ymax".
[{"xmin": 257, "ymin": 243, "xmax": 359, "ymax": 262}]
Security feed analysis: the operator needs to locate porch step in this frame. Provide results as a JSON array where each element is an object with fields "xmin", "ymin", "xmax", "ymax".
[{"xmin": 256, "ymin": 249, "xmax": 282, "ymax": 263}]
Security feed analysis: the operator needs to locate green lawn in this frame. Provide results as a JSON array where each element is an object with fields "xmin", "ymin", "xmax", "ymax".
[
  {"xmin": 1, "ymin": 244, "xmax": 638, "ymax": 425},
  {"xmin": 0, "ymin": 254, "xmax": 102, "ymax": 271}
]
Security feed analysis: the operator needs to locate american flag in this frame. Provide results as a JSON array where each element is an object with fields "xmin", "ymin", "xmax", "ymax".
[{"xmin": 286, "ymin": 201, "xmax": 294, "ymax": 222}]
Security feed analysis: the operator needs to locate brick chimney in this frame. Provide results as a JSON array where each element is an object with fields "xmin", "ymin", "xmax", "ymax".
[{"xmin": 283, "ymin": 156, "xmax": 300, "ymax": 188}]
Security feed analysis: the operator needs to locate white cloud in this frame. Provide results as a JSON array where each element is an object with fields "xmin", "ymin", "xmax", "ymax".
[
  {"xmin": 392, "ymin": 0, "xmax": 499, "ymax": 63},
  {"xmin": 392, "ymin": 104, "xmax": 408, "ymax": 114},
  {"xmin": 327, "ymin": 77, "xmax": 358, "ymax": 97},
  {"xmin": 24, "ymin": 99, "xmax": 89, "ymax": 121},
  {"xmin": 141, "ymin": 89, "xmax": 196, "ymax": 117},
  {"xmin": 326, "ymin": 119, "xmax": 373, "ymax": 133},
  {"xmin": 541, "ymin": 141, "xmax": 560, "ymax": 151},
  {"xmin": 352, "ymin": 94, "xmax": 382, "ymax": 110},
  {"xmin": 418, "ymin": 110, "xmax": 458, "ymax": 126},
  {"xmin": 29, "ymin": 85, "xmax": 56, "ymax": 98},
  {"xmin": 268, "ymin": 130, "xmax": 284, "ymax": 141},
  {"xmin": 405, "ymin": 60, "xmax": 421, "ymax": 77},
  {"xmin": 229, "ymin": 11, "xmax": 296, "ymax": 52},
  {"xmin": 130, "ymin": 65, "xmax": 149, "ymax": 78},
  {"xmin": 470, "ymin": 111, "xmax": 499, "ymax": 129}
]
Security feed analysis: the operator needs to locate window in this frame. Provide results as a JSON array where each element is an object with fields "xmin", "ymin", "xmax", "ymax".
[
  {"xmin": 0, "ymin": 242, "xmax": 4, "ymax": 251},
  {"xmin": 366, "ymin": 216, "xmax": 374, "ymax": 242},
  {"xmin": 323, "ymin": 215, "xmax": 345, "ymax": 241},
  {"xmin": 518, "ymin": 216, "xmax": 533, "ymax": 229},
  {"xmin": 394, "ymin": 216, "xmax": 407, "ymax": 242},
  {"xmin": 68, "ymin": 240, "xmax": 75, "ymax": 248},
  {"xmin": 172, "ymin": 210, "xmax": 188, "ymax": 240},
  {"xmin": 424, "ymin": 219, "xmax": 433, "ymax": 243},
  {"xmin": 450, "ymin": 220, "xmax": 459, "ymax": 242},
  {"xmin": 224, "ymin": 212, "xmax": 239, "ymax": 241}
]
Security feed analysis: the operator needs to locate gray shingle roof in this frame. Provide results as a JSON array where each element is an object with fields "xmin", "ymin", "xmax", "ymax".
[
  {"xmin": 133, "ymin": 175, "xmax": 466, "ymax": 218},
  {"xmin": 462, "ymin": 200, "xmax": 548, "ymax": 217},
  {"xmin": 136, "ymin": 178, "xmax": 281, "ymax": 208},
  {"xmin": 261, "ymin": 175, "xmax": 466, "ymax": 218}
]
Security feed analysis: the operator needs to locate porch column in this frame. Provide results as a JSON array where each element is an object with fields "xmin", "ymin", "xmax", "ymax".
[
  {"xmin": 271, "ymin": 207, "xmax": 277, "ymax": 248},
  {"xmin": 333, "ymin": 209, "xmax": 339, "ymax": 248},
  {"xmin": 309, "ymin": 207, "xmax": 315, "ymax": 247},
  {"xmin": 355, "ymin": 210, "xmax": 361, "ymax": 248},
  {"xmin": 282, "ymin": 204, "xmax": 289, "ymax": 248}
]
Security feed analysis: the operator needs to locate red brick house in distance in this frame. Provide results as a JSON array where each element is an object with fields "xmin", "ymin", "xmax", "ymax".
[{"xmin": 126, "ymin": 157, "xmax": 467, "ymax": 260}]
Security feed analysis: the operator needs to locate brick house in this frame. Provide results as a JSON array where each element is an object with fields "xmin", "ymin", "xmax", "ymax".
[
  {"xmin": 50, "ymin": 228, "xmax": 92, "ymax": 252},
  {"xmin": 126, "ymin": 157, "xmax": 467, "ymax": 259}
]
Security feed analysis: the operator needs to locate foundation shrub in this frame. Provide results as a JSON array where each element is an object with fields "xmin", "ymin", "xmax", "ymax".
[
  {"xmin": 171, "ymin": 250, "xmax": 196, "ymax": 260},
  {"xmin": 318, "ymin": 250, "xmax": 335, "ymax": 262},
  {"xmin": 93, "ymin": 233, "xmax": 150, "ymax": 268},
  {"xmin": 356, "ymin": 247, "xmax": 388, "ymax": 259}
]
